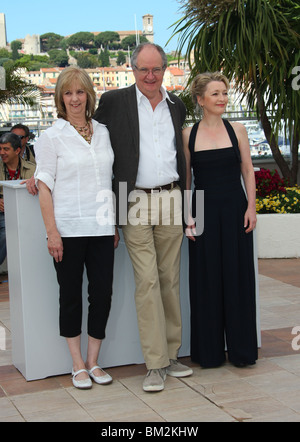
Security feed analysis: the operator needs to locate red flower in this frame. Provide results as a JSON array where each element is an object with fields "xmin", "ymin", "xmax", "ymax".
[{"xmin": 255, "ymin": 169, "xmax": 290, "ymax": 197}]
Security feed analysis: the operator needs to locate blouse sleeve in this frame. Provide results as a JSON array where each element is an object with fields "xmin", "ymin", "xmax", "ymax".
[{"xmin": 34, "ymin": 132, "xmax": 57, "ymax": 192}]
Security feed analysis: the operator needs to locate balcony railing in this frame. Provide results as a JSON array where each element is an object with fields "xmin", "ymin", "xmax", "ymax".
[{"xmin": 0, "ymin": 113, "xmax": 299, "ymax": 160}]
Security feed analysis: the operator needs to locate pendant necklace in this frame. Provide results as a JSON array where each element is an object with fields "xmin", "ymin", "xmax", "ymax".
[{"xmin": 71, "ymin": 120, "xmax": 93, "ymax": 144}]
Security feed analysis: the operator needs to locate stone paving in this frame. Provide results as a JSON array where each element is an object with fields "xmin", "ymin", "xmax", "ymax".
[{"xmin": 0, "ymin": 259, "xmax": 300, "ymax": 422}]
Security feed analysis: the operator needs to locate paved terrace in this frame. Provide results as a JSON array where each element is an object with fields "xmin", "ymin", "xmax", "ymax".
[{"xmin": 0, "ymin": 259, "xmax": 300, "ymax": 422}]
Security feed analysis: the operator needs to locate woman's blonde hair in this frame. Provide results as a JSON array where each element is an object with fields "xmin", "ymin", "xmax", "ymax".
[
  {"xmin": 191, "ymin": 71, "xmax": 230, "ymax": 109},
  {"xmin": 55, "ymin": 66, "xmax": 96, "ymax": 121}
]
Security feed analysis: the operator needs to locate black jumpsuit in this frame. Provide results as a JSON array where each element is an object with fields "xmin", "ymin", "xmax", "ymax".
[{"xmin": 188, "ymin": 120, "xmax": 258, "ymax": 367}]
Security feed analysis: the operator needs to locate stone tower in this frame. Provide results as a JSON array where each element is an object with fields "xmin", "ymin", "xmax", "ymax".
[
  {"xmin": 0, "ymin": 13, "xmax": 7, "ymax": 48},
  {"xmin": 142, "ymin": 14, "xmax": 154, "ymax": 43},
  {"xmin": 24, "ymin": 34, "xmax": 41, "ymax": 55}
]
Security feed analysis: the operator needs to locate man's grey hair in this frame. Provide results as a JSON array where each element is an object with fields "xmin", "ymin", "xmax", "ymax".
[
  {"xmin": 0, "ymin": 132, "xmax": 22, "ymax": 151},
  {"xmin": 131, "ymin": 42, "xmax": 168, "ymax": 70}
]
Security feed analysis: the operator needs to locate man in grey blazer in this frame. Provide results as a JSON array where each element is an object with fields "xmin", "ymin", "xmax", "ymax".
[{"xmin": 94, "ymin": 42, "xmax": 192, "ymax": 392}]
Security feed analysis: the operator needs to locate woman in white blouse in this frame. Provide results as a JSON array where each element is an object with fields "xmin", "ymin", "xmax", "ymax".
[{"xmin": 34, "ymin": 66, "xmax": 119, "ymax": 389}]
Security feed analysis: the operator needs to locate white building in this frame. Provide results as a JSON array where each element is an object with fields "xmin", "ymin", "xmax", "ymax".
[
  {"xmin": 142, "ymin": 14, "xmax": 154, "ymax": 43},
  {"xmin": 0, "ymin": 13, "xmax": 7, "ymax": 48}
]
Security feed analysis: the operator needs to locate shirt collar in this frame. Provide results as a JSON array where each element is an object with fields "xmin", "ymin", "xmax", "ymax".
[
  {"xmin": 55, "ymin": 118, "xmax": 69, "ymax": 129},
  {"xmin": 135, "ymin": 84, "xmax": 175, "ymax": 105}
]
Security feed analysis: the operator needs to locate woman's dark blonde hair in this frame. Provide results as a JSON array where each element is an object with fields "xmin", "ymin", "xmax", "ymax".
[
  {"xmin": 55, "ymin": 66, "xmax": 96, "ymax": 121},
  {"xmin": 191, "ymin": 72, "xmax": 230, "ymax": 110}
]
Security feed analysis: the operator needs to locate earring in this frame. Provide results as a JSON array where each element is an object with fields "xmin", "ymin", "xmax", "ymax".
[{"xmin": 199, "ymin": 105, "xmax": 204, "ymax": 119}]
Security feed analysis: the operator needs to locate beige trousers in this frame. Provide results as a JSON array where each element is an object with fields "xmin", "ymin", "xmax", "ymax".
[{"xmin": 122, "ymin": 187, "xmax": 183, "ymax": 369}]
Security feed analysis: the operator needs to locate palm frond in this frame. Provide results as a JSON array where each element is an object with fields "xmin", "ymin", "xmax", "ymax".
[
  {"xmin": 171, "ymin": 0, "xmax": 300, "ymax": 183},
  {"xmin": 0, "ymin": 64, "xmax": 40, "ymax": 106}
]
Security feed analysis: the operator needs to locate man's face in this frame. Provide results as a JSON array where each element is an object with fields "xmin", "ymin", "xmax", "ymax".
[
  {"xmin": 11, "ymin": 128, "xmax": 28, "ymax": 149},
  {"xmin": 133, "ymin": 46, "xmax": 165, "ymax": 100},
  {"xmin": 0, "ymin": 143, "xmax": 20, "ymax": 165}
]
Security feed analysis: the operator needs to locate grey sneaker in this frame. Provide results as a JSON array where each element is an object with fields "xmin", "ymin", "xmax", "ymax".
[
  {"xmin": 166, "ymin": 359, "xmax": 193, "ymax": 377},
  {"xmin": 143, "ymin": 369, "xmax": 166, "ymax": 392}
]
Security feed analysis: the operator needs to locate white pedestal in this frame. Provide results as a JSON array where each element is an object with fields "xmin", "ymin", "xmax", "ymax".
[
  {"xmin": 3, "ymin": 181, "xmax": 260, "ymax": 381},
  {"xmin": 256, "ymin": 213, "xmax": 300, "ymax": 258},
  {"xmin": 2, "ymin": 181, "xmax": 191, "ymax": 381}
]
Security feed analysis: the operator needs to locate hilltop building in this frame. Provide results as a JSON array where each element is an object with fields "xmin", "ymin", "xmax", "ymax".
[
  {"xmin": 24, "ymin": 34, "xmax": 41, "ymax": 55},
  {"xmin": 0, "ymin": 13, "xmax": 7, "ymax": 48}
]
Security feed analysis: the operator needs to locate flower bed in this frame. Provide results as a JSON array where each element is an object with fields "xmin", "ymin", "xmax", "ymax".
[
  {"xmin": 255, "ymin": 169, "xmax": 300, "ymax": 258},
  {"xmin": 256, "ymin": 187, "xmax": 300, "ymax": 214},
  {"xmin": 255, "ymin": 168, "xmax": 300, "ymax": 214}
]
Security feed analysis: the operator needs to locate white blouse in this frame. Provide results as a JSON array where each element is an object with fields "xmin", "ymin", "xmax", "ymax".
[{"xmin": 34, "ymin": 118, "xmax": 115, "ymax": 237}]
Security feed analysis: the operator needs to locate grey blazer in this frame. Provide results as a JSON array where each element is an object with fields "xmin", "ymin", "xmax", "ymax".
[{"xmin": 93, "ymin": 84, "xmax": 187, "ymax": 224}]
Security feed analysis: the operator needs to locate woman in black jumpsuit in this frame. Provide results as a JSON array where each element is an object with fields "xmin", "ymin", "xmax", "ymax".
[{"xmin": 183, "ymin": 72, "xmax": 258, "ymax": 368}]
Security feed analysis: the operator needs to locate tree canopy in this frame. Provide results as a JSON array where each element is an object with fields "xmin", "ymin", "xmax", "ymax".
[
  {"xmin": 48, "ymin": 49, "xmax": 69, "ymax": 67},
  {"xmin": 95, "ymin": 32, "xmax": 120, "ymax": 48},
  {"xmin": 40, "ymin": 33, "xmax": 65, "ymax": 52},
  {"xmin": 172, "ymin": 0, "xmax": 300, "ymax": 184},
  {"xmin": 121, "ymin": 35, "xmax": 149, "ymax": 50},
  {"xmin": 66, "ymin": 32, "xmax": 95, "ymax": 50}
]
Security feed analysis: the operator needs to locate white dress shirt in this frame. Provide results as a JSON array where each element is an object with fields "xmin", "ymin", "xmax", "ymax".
[
  {"xmin": 34, "ymin": 118, "xmax": 115, "ymax": 237},
  {"xmin": 135, "ymin": 85, "xmax": 179, "ymax": 189}
]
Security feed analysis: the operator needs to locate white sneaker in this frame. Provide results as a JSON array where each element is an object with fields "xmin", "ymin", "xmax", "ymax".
[{"xmin": 143, "ymin": 369, "xmax": 166, "ymax": 392}]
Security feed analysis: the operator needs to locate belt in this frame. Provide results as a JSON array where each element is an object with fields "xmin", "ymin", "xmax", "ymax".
[{"xmin": 136, "ymin": 182, "xmax": 178, "ymax": 194}]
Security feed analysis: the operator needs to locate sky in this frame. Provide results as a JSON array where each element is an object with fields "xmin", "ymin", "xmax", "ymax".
[{"xmin": 2, "ymin": 0, "xmax": 185, "ymax": 52}]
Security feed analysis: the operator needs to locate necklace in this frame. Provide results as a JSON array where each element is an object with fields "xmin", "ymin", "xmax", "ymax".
[{"xmin": 71, "ymin": 120, "xmax": 93, "ymax": 144}]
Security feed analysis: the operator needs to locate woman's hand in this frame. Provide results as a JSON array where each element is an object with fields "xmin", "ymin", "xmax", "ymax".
[
  {"xmin": 185, "ymin": 214, "xmax": 197, "ymax": 242},
  {"xmin": 21, "ymin": 176, "xmax": 39, "ymax": 195},
  {"xmin": 244, "ymin": 207, "xmax": 257, "ymax": 234},
  {"xmin": 185, "ymin": 211, "xmax": 197, "ymax": 242},
  {"xmin": 38, "ymin": 180, "xmax": 63, "ymax": 262},
  {"xmin": 185, "ymin": 224, "xmax": 197, "ymax": 242},
  {"xmin": 47, "ymin": 231, "xmax": 63, "ymax": 263}
]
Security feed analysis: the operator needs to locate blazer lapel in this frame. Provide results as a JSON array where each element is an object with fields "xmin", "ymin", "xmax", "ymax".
[{"xmin": 124, "ymin": 85, "xmax": 139, "ymax": 154}]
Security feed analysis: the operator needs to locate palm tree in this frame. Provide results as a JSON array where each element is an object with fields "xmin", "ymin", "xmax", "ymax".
[
  {"xmin": 0, "ymin": 63, "xmax": 39, "ymax": 108},
  {"xmin": 171, "ymin": 0, "xmax": 300, "ymax": 185}
]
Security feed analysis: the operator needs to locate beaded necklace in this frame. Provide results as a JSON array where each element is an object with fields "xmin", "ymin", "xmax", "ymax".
[{"xmin": 71, "ymin": 120, "xmax": 93, "ymax": 144}]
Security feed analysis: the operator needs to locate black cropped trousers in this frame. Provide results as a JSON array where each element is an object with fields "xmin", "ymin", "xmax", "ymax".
[{"xmin": 54, "ymin": 236, "xmax": 114, "ymax": 340}]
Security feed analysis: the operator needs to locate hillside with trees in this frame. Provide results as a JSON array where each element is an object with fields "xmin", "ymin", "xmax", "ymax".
[{"xmin": 0, "ymin": 30, "xmax": 150, "ymax": 71}]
